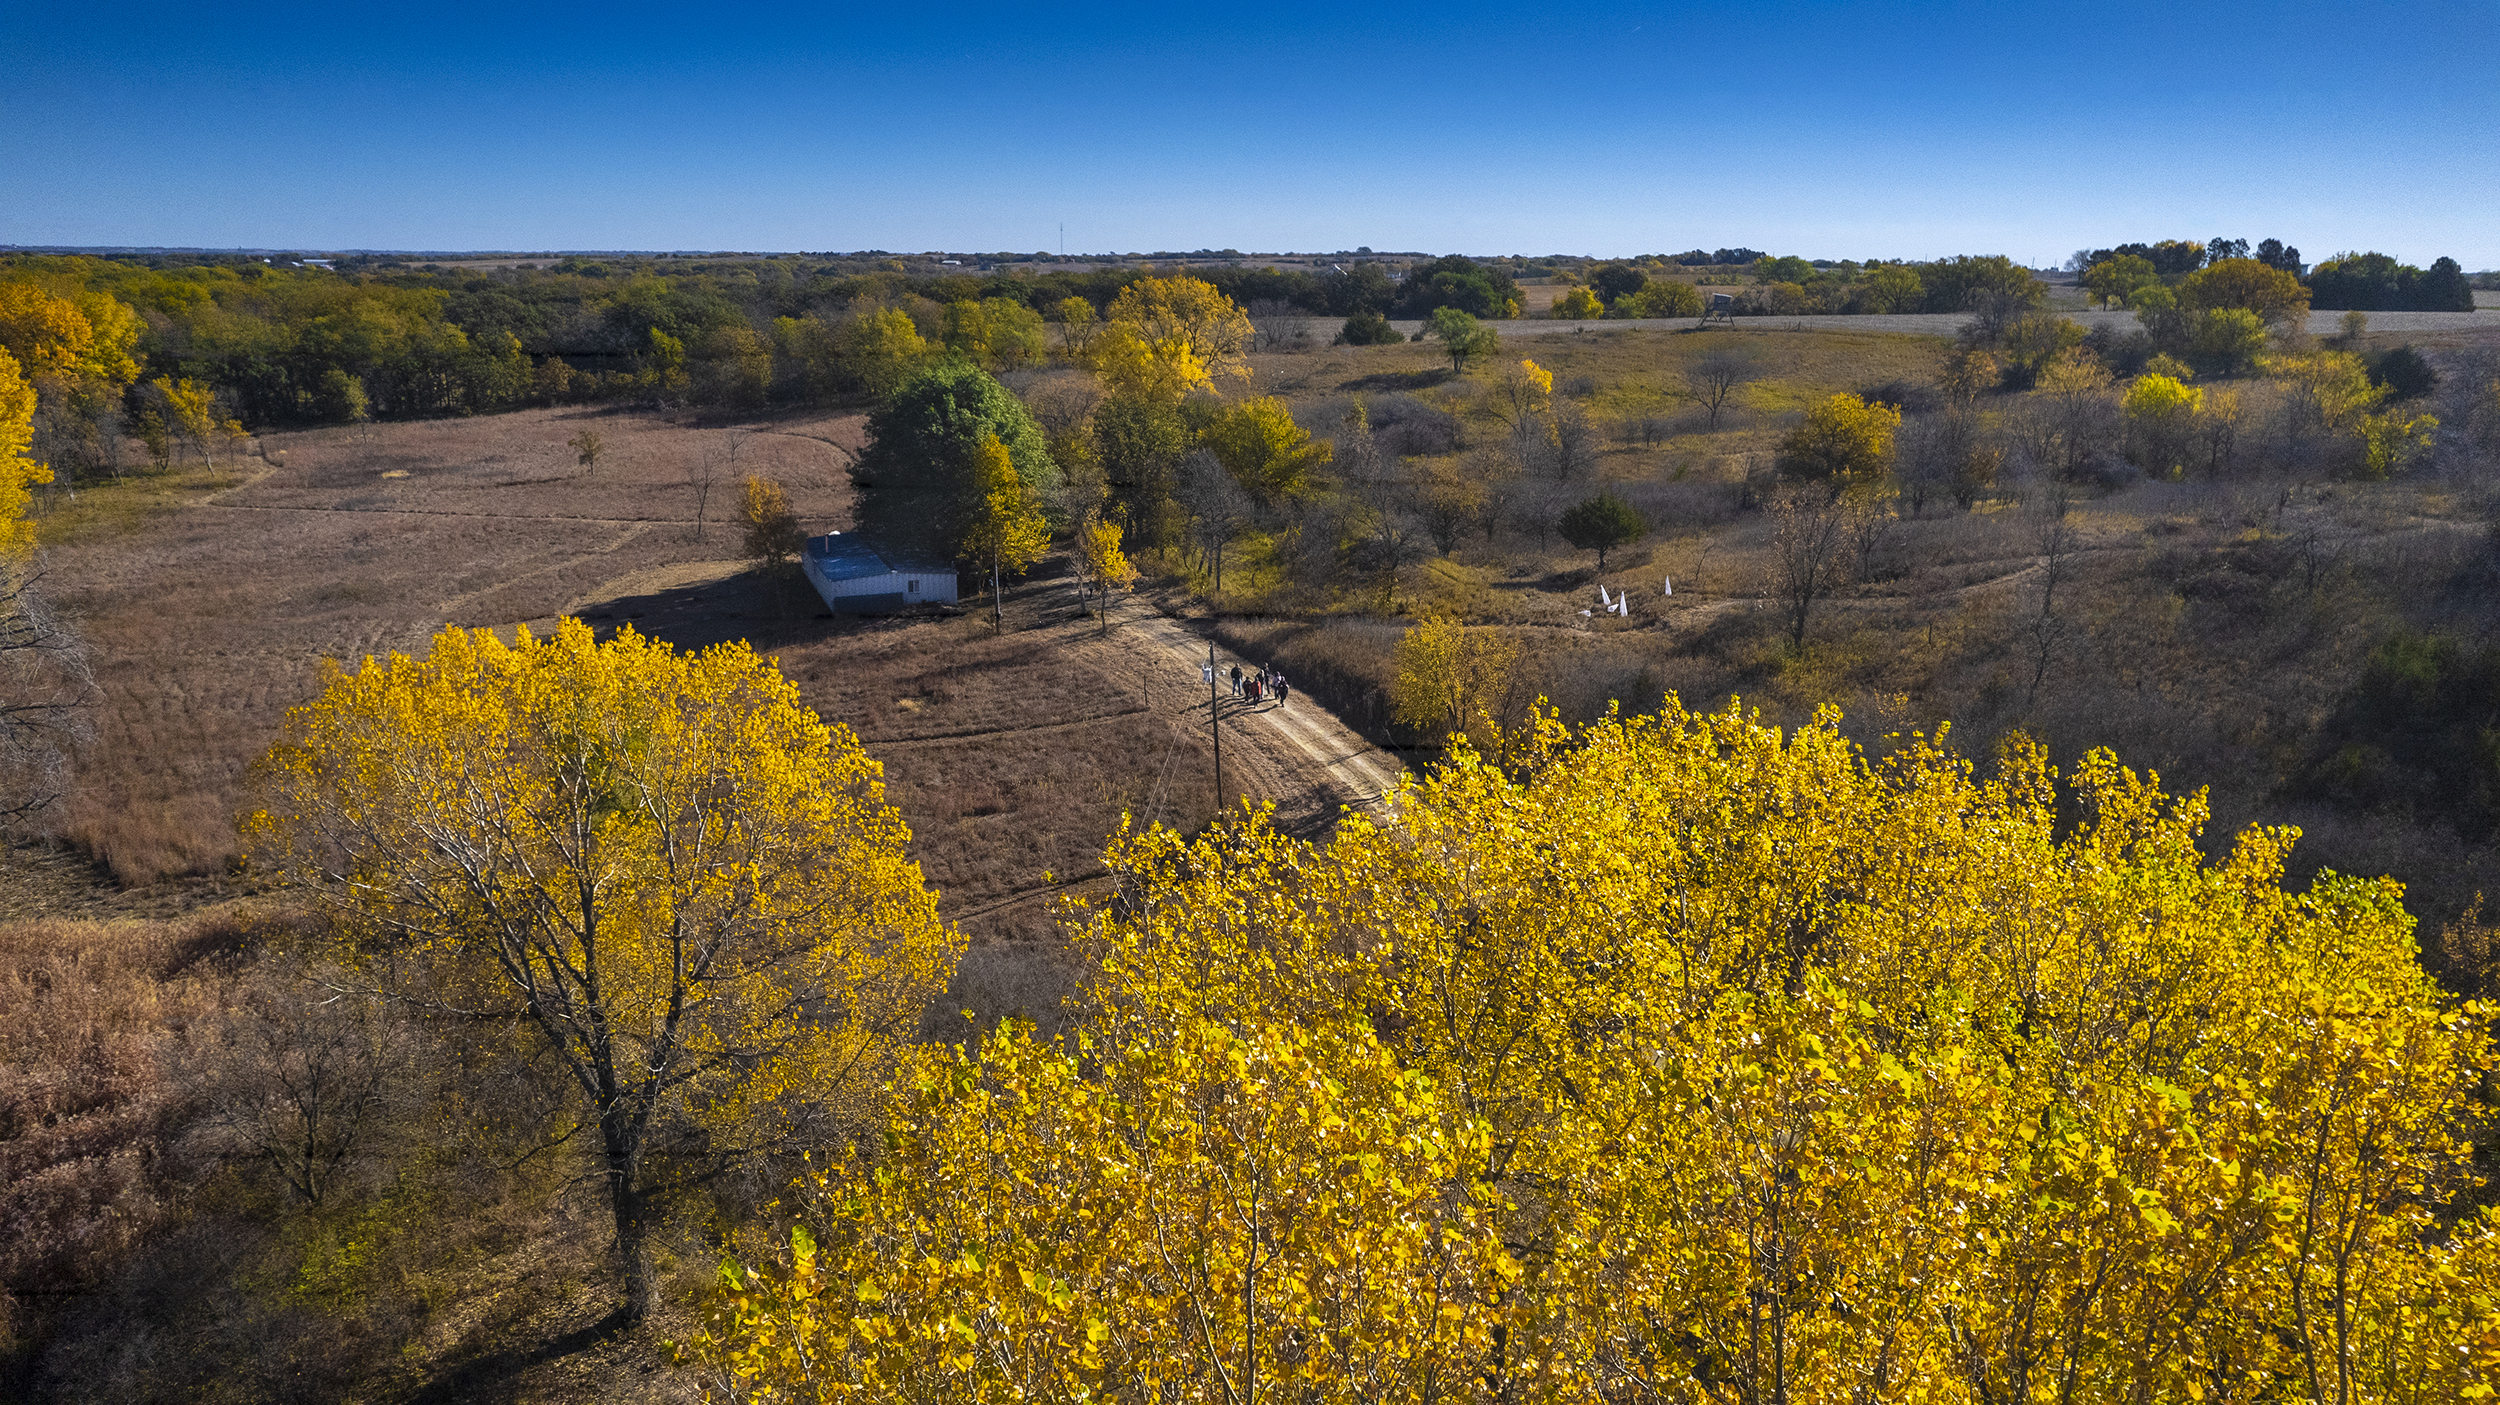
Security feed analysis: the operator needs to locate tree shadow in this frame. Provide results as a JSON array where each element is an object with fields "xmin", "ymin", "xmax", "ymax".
[
  {"xmin": 1334, "ymin": 367, "xmax": 1455, "ymax": 393},
  {"xmin": 406, "ymin": 1307, "xmax": 631, "ymax": 1405}
]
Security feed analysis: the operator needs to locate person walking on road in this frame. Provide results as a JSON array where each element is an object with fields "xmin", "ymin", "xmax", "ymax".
[
  {"xmin": 1274, "ymin": 672, "xmax": 1289, "ymax": 707},
  {"xmin": 1229, "ymin": 663, "xmax": 1242, "ymax": 698}
]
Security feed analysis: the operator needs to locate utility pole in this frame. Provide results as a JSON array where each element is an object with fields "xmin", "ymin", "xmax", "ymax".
[{"xmin": 1208, "ymin": 639, "xmax": 1221, "ymax": 813}]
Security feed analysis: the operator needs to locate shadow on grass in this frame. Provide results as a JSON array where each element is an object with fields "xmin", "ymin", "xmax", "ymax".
[
  {"xmin": 578, "ymin": 565, "xmax": 871, "ymax": 652},
  {"xmin": 1335, "ymin": 366, "xmax": 1456, "ymax": 393},
  {"xmin": 406, "ymin": 1307, "xmax": 632, "ymax": 1405}
]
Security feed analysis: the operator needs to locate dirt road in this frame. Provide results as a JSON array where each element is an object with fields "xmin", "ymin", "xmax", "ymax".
[{"xmin": 1094, "ymin": 591, "xmax": 1406, "ymax": 823}]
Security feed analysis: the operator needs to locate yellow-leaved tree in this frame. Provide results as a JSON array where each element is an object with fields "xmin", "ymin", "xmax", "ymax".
[
  {"xmin": 740, "ymin": 472, "xmax": 804, "ymax": 567},
  {"xmin": 1550, "ymin": 286, "xmax": 1604, "ymax": 320},
  {"xmin": 243, "ymin": 620, "xmax": 959, "ymax": 1325},
  {"xmin": 1388, "ymin": 614, "xmax": 1520, "ymax": 749},
  {"xmin": 1074, "ymin": 511, "xmax": 1137, "ymax": 635},
  {"xmin": 2124, "ymin": 371, "xmax": 2204, "ymax": 474},
  {"xmin": 0, "ymin": 348, "xmax": 48, "ymax": 557},
  {"xmin": 963, "ymin": 432, "xmax": 1051, "ymax": 631},
  {"xmin": 1199, "ymin": 395, "xmax": 1332, "ymax": 502},
  {"xmin": 695, "ymin": 698, "xmax": 2500, "ymax": 1402},
  {"xmin": 1777, "ymin": 391, "xmax": 1901, "ymax": 490},
  {"xmin": 1090, "ymin": 276, "xmax": 1253, "ymax": 402}
]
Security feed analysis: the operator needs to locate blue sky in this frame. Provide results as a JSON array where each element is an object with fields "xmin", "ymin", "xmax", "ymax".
[{"xmin": 6, "ymin": 1, "xmax": 2494, "ymax": 266}]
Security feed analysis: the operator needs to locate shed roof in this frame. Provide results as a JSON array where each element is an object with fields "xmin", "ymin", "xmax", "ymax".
[{"xmin": 805, "ymin": 532, "xmax": 952, "ymax": 581}]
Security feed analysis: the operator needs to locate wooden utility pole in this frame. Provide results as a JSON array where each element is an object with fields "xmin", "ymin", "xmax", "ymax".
[{"xmin": 1208, "ymin": 639, "xmax": 1221, "ymax": 813}]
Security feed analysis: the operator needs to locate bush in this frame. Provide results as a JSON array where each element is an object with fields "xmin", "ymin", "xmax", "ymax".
[
  {"xmin": 1557, "ymin": 491, "xmax": 1648, "ymax": 568},
  {"xmin": 1777, "ymin": 393, "xmax": 1901, "ymax": 488},
  {"xmin": 2370, "ymin": 346, "xmax": 2439, "ymax": 401},
  {"xmin": 2294, "ymin": 630, "xmax": 2500, "ymax": 837},
  {"xmin": 1339, "ymin": 309, "xmax": 1403, "ymax": 346}
]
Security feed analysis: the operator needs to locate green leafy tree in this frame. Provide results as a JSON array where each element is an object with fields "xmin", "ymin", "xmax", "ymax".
[
  {"xmin": 2082, "ymin": 254, "xmax": 2159, "ymax": 309},
  {"xmin": 1339, "ymin": 309, "xmax": 1404, "ymax": 345},
  {"xmin": 2369, "ymin": 346, "xmax": 2439, "ymax": 401},
  {"xmin": 1392, "ymin": 255, "xmax": 1521, "ymax": 319},
  {"xmin": 1918, "ymin": 254, "xmax": 2047, "ymax": 315},
  {"xmin": 1853, "ymin": 262, "xmax": 1925, "ymax": 313},
  {"xmin": 2189, "ymin": 308, "xmax": 2269, "ymax": 376},
  {"xmin": 853, "ymin": 360, "xmax": 1063, "ymax": 558},
  {"xmin": 1590, "ymin": 264, "xmax": 1648, "ymax": 303},
  {"xmin": 1424, "ymin": 307, "xmax": 1500, "ymax": 372},
  {"xmin": 1556, "ymin": 490, "xmax": 1647, "ymax": 568},
  {"xmin": 1630, "ymin": 281, "xmax": 1706, "ymax": 318},
  {"xmin": 566, "ymin": 427, "xmax": 604, "ymax": 475}
]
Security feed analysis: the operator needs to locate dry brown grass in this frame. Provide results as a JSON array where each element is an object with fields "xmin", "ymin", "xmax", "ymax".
[
  {"xmin": 1229, "ymin": 329, "xmax": 2500, "ymax": 928},
  {"xmin": 0, "ymin": 912, "xmax": 252, "ymax": 1354},
  {"xmin": 36, "ymin": 406, "xmax": 862, "ymax": 886}
]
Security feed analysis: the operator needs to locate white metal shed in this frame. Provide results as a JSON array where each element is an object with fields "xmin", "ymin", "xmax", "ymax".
[{"xmin": 801, "ymin": 532, "xmax": 959, "ymax": 613}]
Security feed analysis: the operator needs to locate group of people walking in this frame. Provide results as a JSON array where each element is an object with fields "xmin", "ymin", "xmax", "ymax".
[{"xmin": 1227, "ymin": 662, "xmax": 1288, "ymax": 707}]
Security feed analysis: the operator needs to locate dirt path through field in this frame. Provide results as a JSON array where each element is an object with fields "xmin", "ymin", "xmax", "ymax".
[{"xmin": 1096, "ymin": 593, "xmax": 1405, "ymax": 820}]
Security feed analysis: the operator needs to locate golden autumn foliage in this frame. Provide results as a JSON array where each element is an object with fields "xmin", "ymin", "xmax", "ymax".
[
  {"xmin": 243, "ymin": 620, "xmax": 959, "ymax": 1323},
  {"xmin": 1551, "ymin": 286, "xmax": 1605, "ymax": 320},
  {"xmin": 965, "ymin": 432, "xmax": 1051, "ymax": 576},
  {"xmin": 0, "ymin": 347, "xmax": 47, "ymax": 557},
  {"xmin": 1090, "ymin": 276, "xmax": 1253, "ymax": 402},
  {"xmin": 741, "ymin": 473, "xmax": 804, "ymax": 566},
  {"xmin": 1075, "ymin": 512, "xmax": 1138, "ymax": 631},
  {"xmin": 1388, "ymin": 615, "xmax": 1521, "ymax": 746},
  {"xmin": 1778, "ymin": 391, "xmax": 1902, "ymax": 489},
  {"xmin": 0, "ymin": 281, "xmax": 142, "ymax": 388},
  {"xmin": 1199, "ymin": 395, "xmax": 1332, "ymax": 502},
  {"xmin": 695, "ymin": 700, "xmax": 2500, "ymax": 1403}
]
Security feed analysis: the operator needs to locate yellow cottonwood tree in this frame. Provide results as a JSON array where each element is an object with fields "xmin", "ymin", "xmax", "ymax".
[
  {"xmin": 1551, "ymin": 286, "xmax": 1604, "ymax": 320},
  {"xmin": 1075, "ymin": 511, "xmax": 1137, "ymax": 634},
  {"xmin": 1389, "ymin": 615, "xmax": 1520, "ymax": 749},
  {"xmin": 694, "ymin": 1013, "xmax": 1516, "ymax": 1404},
  {"xmin": 0, "ymin": 348, "xmax": 48, "ymax": 556},
  {"xmin": 1091, "ymin": 276, "xmax": 1253, "ymax": 401},
  {"xmin": 244, "ymin": 620, "xmax": 959, "ymax": 1325},
  {"xmin": 963, "ymin": 432, "xmax": 1050, "ymax": 630},
  {"xmin": 698, "ymin": 699, "xmax": 2500, "ymax": 1402},
  {"xmin": 1200, "ymin": 395, "xmax": 1332, "ymax": 501}
]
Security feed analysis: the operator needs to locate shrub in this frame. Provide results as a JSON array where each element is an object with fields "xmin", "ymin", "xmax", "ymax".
[
  {"xmin": 1777, "ymin": 392, "xmax": 1901, "ymax": 489},
  {"xmin": 1556, "ymin": 491, "xmax": 1648, "ymax": 568},
  {"xmin": 2369, "ymin": 345, "xmax": 2439, "ymax": 401},
  {"xmin": 1549, "ymin": 286, "xmax": 1604, "ymax": 320},
  {"xmin": 2294, "ymin": 630, "xmax": 2500, "ymax": 837},
  {"xmin": 1339, "ymin": 309, "xmax": 1402, "ymax": 346}
]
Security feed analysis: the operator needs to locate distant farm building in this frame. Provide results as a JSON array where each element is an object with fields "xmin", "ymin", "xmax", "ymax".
[{"xmin": 802, "ymin": 532, "xmax": 959, "ymax": 613}]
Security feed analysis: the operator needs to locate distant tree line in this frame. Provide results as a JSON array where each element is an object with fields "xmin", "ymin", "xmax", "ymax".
[
  {"xmin": 0, "ymin": 253, "xmax": 1537, "ymax": 458},
  {"xmin": 2073, "ymin": 237, "xmax": 2473, "ymax": 313},
  {"xmin": 1545, "ymin": 254, "xmax": 2049, "ymax": 321}
]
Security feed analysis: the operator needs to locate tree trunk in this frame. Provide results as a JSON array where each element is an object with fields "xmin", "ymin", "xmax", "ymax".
[{"xmin": 604, "ymin": 1122, "xmax": 653, "ymax": 1325}]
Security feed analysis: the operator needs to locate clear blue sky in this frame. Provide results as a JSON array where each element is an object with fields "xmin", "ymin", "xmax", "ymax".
[{"xmin": 6, "ymin": 1, "xmax": 2494, "ymax": 266}]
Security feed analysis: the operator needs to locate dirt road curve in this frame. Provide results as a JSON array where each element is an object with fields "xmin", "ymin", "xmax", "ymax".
[{"xmin": 1101, "ymin": 593, "xmax": 1405, "ymax": 820}]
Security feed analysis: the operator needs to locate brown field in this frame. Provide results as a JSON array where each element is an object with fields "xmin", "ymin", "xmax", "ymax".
[
  {"xmin": 29, "ymin": 402, "xmax": 1336, "ymax": 1029},
  {"xmin": 1215, "ymin": 327, "xmax": 2500, "ymax": 929}
]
